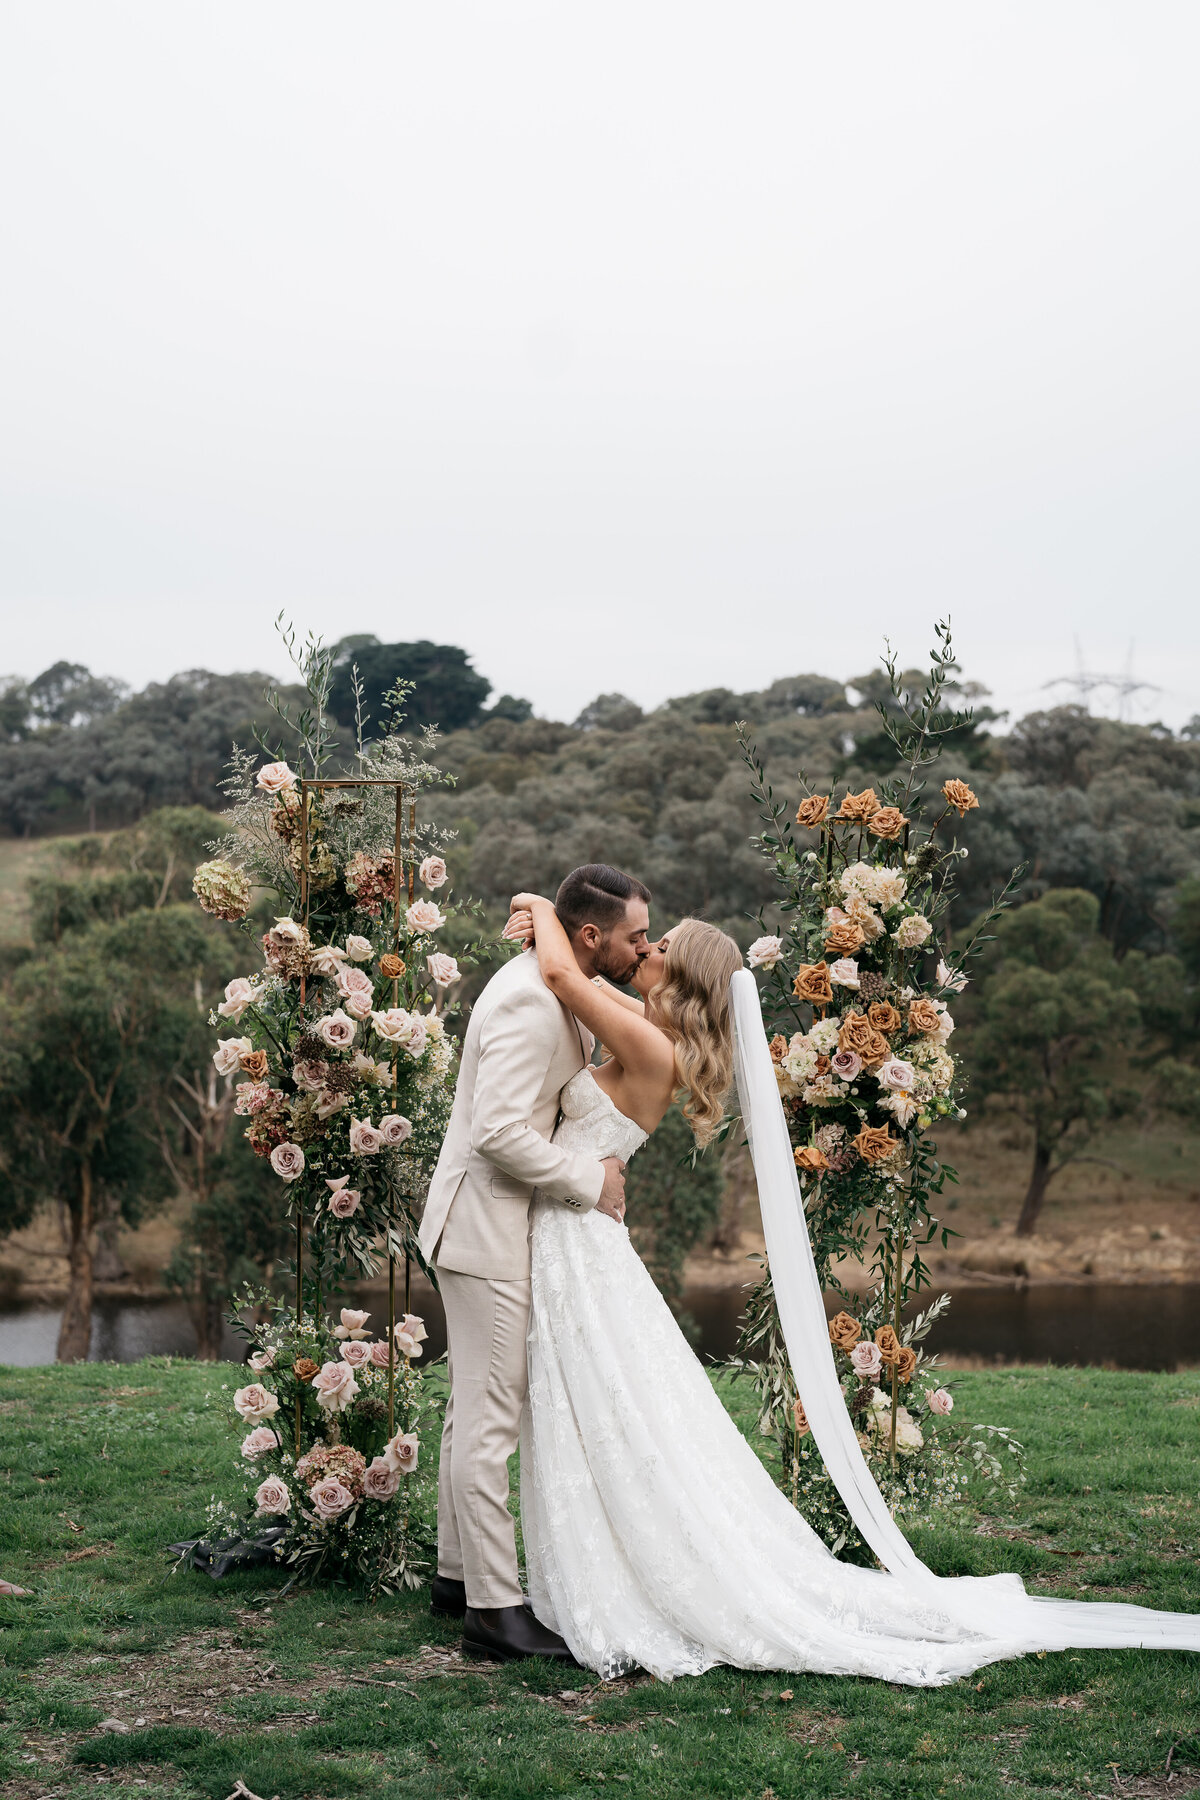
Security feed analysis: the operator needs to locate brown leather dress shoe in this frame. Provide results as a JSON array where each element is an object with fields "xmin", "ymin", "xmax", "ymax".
[{"xmin": 462, "ymin": 1604, "xmax": 579, "ymax": 1665}]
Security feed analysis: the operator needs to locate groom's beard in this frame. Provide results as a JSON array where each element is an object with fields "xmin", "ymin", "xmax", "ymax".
[{"xmin": 592, "ymin": 940, "xmax": 644, "ymax": 986}]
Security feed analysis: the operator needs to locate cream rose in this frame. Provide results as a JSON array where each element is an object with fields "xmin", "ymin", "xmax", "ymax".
[
  {"xmin": 217, "ymin": 978, "xmax": 264, "ymax": 1022},
  {"xmin": 382, "ymin": 1430, "xmax": 419, "ymax": 1475},
  {"xmin": 426, "ymin": 952, "xmax": 460, "ymax": 988},
  {"xmin": 405, "ymin": 899, "xmax": 445, "ymax": 934},
  {"xmin": 828, "ymin": 957, "xmax": 860, "ymax": 988},
  {"xmin": 936, "ymin": 958, "xmax": 968, "ymax": 994},
  {"xmin": 269, "ymin": 1141, "xmax": 305, "ymax": 1182},
  {"xmin": 338, "ymin": 1339, "xmax": 372, "ymax": 1370},
  {"xmin": 342, "ymin": 989, "xmax": 374, "ymax": 1021},
  {"xmin": 311, "ymin": 1361, "xmax": 359, "ymax": 1413},
  {"xmin": 370, "ymin": 1008, "xmax": 427, "ymax": 1059},
  {"xmin": 309, "ymin": 943, "xmax": 348, "ymax": 976},
  {"xmin": 233, "ymin": 1383, "xmax": 279, "ymax": 1424},
  {"xmin": 240, "ymin": 1426, "xmax": 279, "ymax": 1458},
  {"xmin": 333, "ymin": 1308, "xmax": 370, "ymax": 1341},
  {"xmin": 393, "ymin": 1312, "xmax": 427, "ymax": 1359},
  {"xmin": 256, "ymin": 761, "xmax": 297, "ymax": 794},
  {"xmin": 213, "ymin": 1036, "xmax": 252, "ymax": 1077},
  {"xmin": 378, "ymin": 1113, "xmax": 413, "ymax": 1146},
  {"xmin": 247, "ymin": 1349, "xmax": 275, "ymax": 1372},
  {"xmin": 362, "ymin": 1457, "xmax": 400, "ymax": 1501},
  {"xmin": 349, "ymin": 1117, "xmax": 384, "ymax": 1155},
  {"xmin": 418, "ymin": 855, "xmax": 448, "ymax": 889},
  {"xmin": 928, "ymin": 1388, "xmax": 954, "ymax": 1415},
  {"xmin": 747, "ymin": 936, "xmax": 783, "ymax": 971},
  {"xmin": 314, "ymin": 1009, "xmax": 357, "ymax": 1050},
  {"xmin": 337, "ymin": 965, "xmax": 374, "ymax": 1002},
  {"xmin": 876, "ymin": 1058, "xmax": 916, "ymax": 1091},
  {"xmin": 345, "ymin": 935, "xmax": 374, "ymax": 962},
  {"xmin": 254, "ymin": 1475, "xmax": 291, "ymax": 1515},
  {"xmin": 309, "ymin": 1475, "xmax": 355, "ymax": 1519},
  {"xmin": 850, "ymin": 1341, "xmax": 883, "ymax": 1378}
]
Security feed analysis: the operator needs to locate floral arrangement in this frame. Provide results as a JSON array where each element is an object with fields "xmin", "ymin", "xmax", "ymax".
[
  {"xmin": 189, "ymin": 625, "xmax": 489, "ymax": 1590},
  {"xmin": 733, "ymin": 624, "xmax": 1024, "ymax": 1559}
]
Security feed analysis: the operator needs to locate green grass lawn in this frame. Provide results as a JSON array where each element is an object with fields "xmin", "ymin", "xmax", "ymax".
[{"xmin": 0, "ymin": 1362, "xmax": 1198, "ymax": 1800}]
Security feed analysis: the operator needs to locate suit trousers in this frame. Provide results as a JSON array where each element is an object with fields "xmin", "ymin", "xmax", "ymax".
[{"xmin": 436, "ymin": 1267, "xmax": 530, "ymax": 1609}]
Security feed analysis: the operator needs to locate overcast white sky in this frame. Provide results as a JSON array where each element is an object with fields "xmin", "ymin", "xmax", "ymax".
[{"xmin": 2, "ymin": 3, "xmax": 1197, "ymax": 728}]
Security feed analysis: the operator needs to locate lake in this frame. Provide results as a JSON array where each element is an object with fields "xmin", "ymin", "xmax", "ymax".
[{"xmin": 1, "ymin": 1280, "xmax": 1198, "ymax": 1370}]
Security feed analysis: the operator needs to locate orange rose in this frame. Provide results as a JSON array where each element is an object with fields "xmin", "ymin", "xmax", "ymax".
[
  {"xmin": 793, "ymin": 963, "xmax": 834, "ymax": 1007},
  {"xmin": 769, "ymin": 1034, "xmax": 789, "ymax": 1064},
  {"xmin": 239, "ymin": 1049, "xmax": 270, "ymax": 1080},
  {"xmin": 942, "ymin": 778, "xmax": 979, "ymax": 817},
  {"xmin": 868, "ymin": 1001, "xmax": 901, "ymax": 1035},
  {"xmin": 293, "ymin": 1357, "xmax": 320, "ymax": 1383},
  {"xmin": 827, "ymin": 1311, "xmax": 862, "ymax": 1351},
  {"xmin": 824, "ymin": 920, "xmax": 866, "ymax": 957},
  {"xmin": 907, "ymin": 998, "xmax": 942, "ymax": 1036},
  {"xmin": 868, "ymin": 807, "xmax": 909, "ymax": 841},
  {"xmin": 792, "ymin": 1397, "xmax": 811, "ymax": 1437},
  {"xmin": 873, "ymin": 1325, "xmax": 901, "ymax": 1366},
  {"xmin": 836, "ymin": 788, "xmax": 881, "ymax": 823},
  {"xmin": 796, "ymin": 795, "xmax": 830, "ymax": 829},
  {"xmin": 853, "ymin": 1123, "xmax": 896, "ymax": 1164},
  {"xmin": 815, "ymin": 1055, "xmax": 831, "ymax": 1076},
  {"xmin": 894, "ymin": 1345, "xmax": 918, "ymax": 1383},
  {"xmin": 380, "ymin": 952, "xmax": 405, "ymax": 980},
  {"xmin": 794, "ymin": 1144, "xmax": 829, "ymax": 1174},
  {"xmin": 837, "ymin": 1014, "xmax": 890, "ymax": 1065}
]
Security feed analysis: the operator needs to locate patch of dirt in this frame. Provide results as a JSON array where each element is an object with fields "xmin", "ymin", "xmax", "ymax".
[{"xmin": 782, "ymin": 1707, "xmax": 848, "ymax": 1749}]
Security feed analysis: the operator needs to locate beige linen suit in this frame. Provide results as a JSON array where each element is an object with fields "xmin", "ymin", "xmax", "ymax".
[{"xmin": 419, "ymin": 950, "xmax": 605, "ymax": 1608}]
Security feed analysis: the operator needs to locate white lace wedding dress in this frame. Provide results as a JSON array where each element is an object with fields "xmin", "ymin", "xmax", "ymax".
[{"xmin": 520, "ymin": 1055, "xmax": 1200, "ymax": 1686}]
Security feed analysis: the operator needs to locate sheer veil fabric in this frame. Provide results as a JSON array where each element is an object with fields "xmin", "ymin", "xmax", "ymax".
[{"xmin": 730, "ymin": 968, "xmax": 1200, "ymax": 1657}]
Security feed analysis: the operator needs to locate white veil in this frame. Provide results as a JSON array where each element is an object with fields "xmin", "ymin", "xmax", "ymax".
[{"xmin": 730, "ymin": 967, "xmax": 1200, "ymax": 1654}]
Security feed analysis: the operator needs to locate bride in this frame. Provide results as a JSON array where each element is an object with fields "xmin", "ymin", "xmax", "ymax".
[{"xmin": 502, "ymin": 893, "xmax": 1200, "ymax": 1686}]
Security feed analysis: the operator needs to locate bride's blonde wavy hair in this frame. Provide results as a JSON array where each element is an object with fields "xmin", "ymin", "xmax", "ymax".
[{"xmin": 648, "ymin": 918, "xmax": 743, "ymax": 1146}]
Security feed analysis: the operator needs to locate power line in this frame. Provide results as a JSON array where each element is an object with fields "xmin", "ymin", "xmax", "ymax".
[{"xmin": 1042, "ymin": 637, "xmax": 1162, "ymax": 722}]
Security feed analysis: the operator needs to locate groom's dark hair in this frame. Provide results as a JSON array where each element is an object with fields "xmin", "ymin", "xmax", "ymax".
[{"xmin": 555, "ymin": 864, "xmax": 651, "ymax": 937}]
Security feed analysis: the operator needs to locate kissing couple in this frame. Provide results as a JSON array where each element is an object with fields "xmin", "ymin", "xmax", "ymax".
[{"xmin": 417, "ymin": 864, "xmax": 1200, "ymax": 1686}]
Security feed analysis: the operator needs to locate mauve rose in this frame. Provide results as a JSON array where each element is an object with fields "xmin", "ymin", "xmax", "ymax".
[
  {"xmin": 333, "ymin": 1307, "xmax": 370, "ymax": 1340},
  {"xmin": 368, "ymin": 1340, "xmax": 394, "ymax": 1368},
  {"xmin": 830, "ymin": 1050, "xmax": 862, "ymax": 1082},
  {"xmin": 928, "ymin": 1388, "xmax": 954, "ymax": 1415},
  {"xmin": 328, "ymin": 1183, "xmax": 361, "ymax": 1218},
  {"xmin": 382, "ymin": 1430, "xmax": 419, "ymax": 1475},
  {"xmin": 875, "ymin": 1058, "xmax": 916, "ymax": 1091},
  {"xmin": 315, "ymin": 1009, "xmax": 357, "ymax": 1050},
  {"xmin": 337, "ymin": 965, "xmax": 374, "ymax": 1000},
  {"xmin": 426, "ymin": 952, "xmax": 460, "ymax": 988},
  {"xmin": 345, "ymin": 935, "xmax": 373, "ymax": 962},
  {"xmin": 309, "ymin": 1476, "xmax": 355, "ymax": 1520},
  {"xmin": 343, "ymin": 990, "xmax": 373, "ymax": 1021},
  {"xmin": 292, "ymin": 1058, "xmax": 328, "ymax": 1093},
  {"xmin": 247, "ymin": 1349, "xmax": 275, "ymax": 1372},
  {"xmin": 419, "ymin": 855, "xmax": 448, "ymax": 889},
  {"xmin": 747, "ymin": 935, "xmax": 783, "ymax": 971},
  {"xmin": 256, "ymin": 760, "xmax": 297, "ymax": 794},
  {"xmin": 339, "ymin": 1339, "xmax": 372, "ymax": 1369},
  {"xmin": 405, "ymin": 899, "xmax": 445, "ymax": 934},
  {"xmin": 314, "ymin": 1091, "xmax": 350, "ymax": 1121},
  {"xmin": 213, "ymin": 1036, "xmax": 252, "ymax": 1076},
  {"xmin": 850, "ymin": 1341, "xmax": 883, "ymax": 1377},
  {"xmin": 254, "ymin": 1475, "xmax": 291, "ymax": 1515},
  {"xmin": 378, "ymin": 1113, "xmax": 413, "ymax": 1147},
  {"xmin": 309, "ymin": 943, "xmax": 347, "ymax": 976},
  {"xmin": 269, "ymin": 1141, "xmax": 305, "ymax": 1182},
  {"xmin": 241, "ymin": 1426, "xmax": 279, "ymax": 1458},
  {"xmin": 312, "ymin": 1361, "xmax": 359, "ymax": 1413},
  {"xmin": 233, "ymin": 1383, "xmax": 279, "ymax": 1423},
  {"xmin": 217, "ymin": 977, "xmax": 264, "ymax": 1022},
  {"xmin": 349, "ymin": 1117, "xmax": 384, "ymax": 1155},
  {"xmin": 363, "ymin": 1457, "xmax": 400, "ymax": 1500}
]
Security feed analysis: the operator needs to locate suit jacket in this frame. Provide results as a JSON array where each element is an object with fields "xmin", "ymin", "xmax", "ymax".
[{"xmin": 418, "ymin": 950, "xmax": 605, "ymax": 1280}]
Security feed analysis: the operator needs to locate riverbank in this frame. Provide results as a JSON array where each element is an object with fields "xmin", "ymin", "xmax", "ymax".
[{"xmin": 1, "ymin": 1358, "xmax": 1198, "ymax": 1799}]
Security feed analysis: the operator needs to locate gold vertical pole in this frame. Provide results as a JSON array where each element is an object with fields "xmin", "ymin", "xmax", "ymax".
[
  {"xmin": 405, "ymin": 794, "xmax": 416, "ymax": 1312},
  {"xmin": 889, "ymin": 1200, "xmax": 904, "ymax": 1473},
  {"xmin": 296, "ymin": 778, "xmax": 310, "ymax": 1452},
  {"xmin": 386, "ymin": 786, "xmax": 403, "ymax": 1436},
  {"xmin": 294, "ymin": 1206, "xmax": 304, "ymax": 1455}
]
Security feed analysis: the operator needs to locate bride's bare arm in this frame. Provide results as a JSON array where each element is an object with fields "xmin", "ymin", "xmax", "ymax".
[{"xmin": 505, "ymin": 896, "xmax": 673, "ymax": 1084}]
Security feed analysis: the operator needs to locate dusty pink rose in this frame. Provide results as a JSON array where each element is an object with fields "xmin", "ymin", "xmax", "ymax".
[
  {"xmin": 418, "ymin": 855, "xmax": 448, "ymax": 889},
  {"xmin": 382, "ymin": 1430, "xmax": 419, "ymax": 1475},
  {"xmin": 256, "ymin": 760, "xmax": 297, "ymax": 794},
  {"xmin": 927, "ymin": 1388, "xmax": 954, "ymax": 1415},
  {"xmin": 830, "ymin": 1050, "xmax": 862, "ymax": 1082},
  {"xmin": 311, "ymin": 1360, "xmax": 359, "ymax": 1413},
  {"xmin": 240, "ymin": 1426, "xmax": 279, "ymax": 1458},
  {"xmin": 213, "ymin": 1036, "xmax": 252, "ymax": 1077},
  {"xmin": 333, "ymin": 1308, "xmax": 370, "ymax": 1340},
  {"xmin": 292, "ymin": 1058, "xmax": 328, "ymax": 1093},
  {"xmin": 405, "ymin": 899, "xmax": 445, "ymax": 935},
  {"xmin": 393, "ymin": 1313, "xmax": 427, "ymax": 1359},
  {"xmin": 233, "ymin": 1382, "xmax": 279, "ymax": 1423},
  {"xmin": 746, "ymin": 935, "xmax": 783, "ymax": 971},
  {"xmin": 349, "ymin": 1117, "xmax": 384, "ymax": 1155},
  {"xmin": 315, "ymin": 1090, "xmax": 350, "ymax": 1120},
  {"xmin": 345, "ymin": 935, "xmax": 373, "ymax": 962},
  {"xmin": 426, "ymin": 952, "xmax": 460, "ymax": 988},
  {"xmin": 363, "ymin": 1457, "xmax": 400, "ymax": 1500},
  {"xmin": 339, "ymin": 1339, "xmax": 372, "ymax": 1369},
  {"xmin": 217, "ymin": 977, "xmax": 264, "ymax": 1022},
  {"xmin": 850, "ymin": 1341, "xmax": 883, "ymax": 1378},
  {"xmin": 343, "ymin": 990, "xmax": 374, "ymax": 1021},
  {"xmin": 315, "ymin": 1009, "xmax": 357, "ymax": 1050},
  {"xmin": 370, "ymin": 1007, "xmax": 425, "ymax": 1054},
  {"xmin": 309, "ymin": 1476, "xmax": 355, "ymax": 1520},
  {"xmin": 326, "ymin": 1176, "xmax": 362, "ymax": 1218},
  {"xmin": 876, "ymin": 1058, "xmax": 916, "ymax": 1092},
  {"xmin": 337, "ymin": 965, "xmax": 374, "ymax": 1001},
  {"xmin": 378, "ymin": 1113, "xmax": 413, "ymax": 1147},
  {"xmin": 269, "ymin": 1141, "xmax": 305, "ymax": 1182},
  {"xmin": 254, "ymin": 1475, "xmax": 291, "ymax": 1515},
  {"xmin": 368, "ymin": 1340, "xmax": 395, "ymax": 1368},
  {"xmin": 828, "ymin": 958, "xmax": 860, "ymax": 989},
  {"xmin": 247, "ymin": 1349, "xmax": 275, "ymax": 1373}
]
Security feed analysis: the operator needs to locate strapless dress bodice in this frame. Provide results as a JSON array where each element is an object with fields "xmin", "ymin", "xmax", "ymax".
[{"xmin": 551, "ymin": 1067, "xmax": 648, "ymax": 1167}]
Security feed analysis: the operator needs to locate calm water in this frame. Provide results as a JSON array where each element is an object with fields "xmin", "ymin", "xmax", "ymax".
[{"xmin": 0, "ymin": 1283, "xmax": 1198, "ymax": 1370}]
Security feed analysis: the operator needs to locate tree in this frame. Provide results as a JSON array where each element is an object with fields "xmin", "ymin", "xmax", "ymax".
[
  {"xmin": 0, "ymin": 906, "xmax": 212, "ymax": 1358},
  {"xmin": 965, "ymin": 889, "xmax": 1140, "ymax": 1237},
  {"xmin": 328, "ymin": 641, "xmax": 492, "ymax": 736}
]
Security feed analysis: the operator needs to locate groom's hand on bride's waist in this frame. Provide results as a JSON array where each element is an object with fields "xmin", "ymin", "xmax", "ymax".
[{"xmin": 596, "ymin": 1158, "xmax": 626, "ymax": 1223}]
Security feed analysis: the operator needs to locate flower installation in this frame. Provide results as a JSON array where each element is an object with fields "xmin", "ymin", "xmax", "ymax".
[
  {"xmin": 192, "ymin": 625, "xmax": 488, "ymax": 1591},
  {"xmin": 733, "ymin": 623, "xmax": 1024, "ymax": 1559}
]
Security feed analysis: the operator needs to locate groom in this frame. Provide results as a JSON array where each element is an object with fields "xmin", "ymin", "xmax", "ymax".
[{"xmin": 418, "ymin": 862, "xmax": 652, "ymax": 1662}]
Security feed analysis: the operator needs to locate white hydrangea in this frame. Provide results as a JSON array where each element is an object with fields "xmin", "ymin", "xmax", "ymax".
[
  {"xmin": 893, "ymin": 913, "xmax": 933, "ymax": 949},
  {"xmin": 782, "ymin": 1036, "xmax": 819, "ymax": 1084},
  {"xmin": 808, "ymin": 1017, "xmax": 841, "ymax": 1054}
]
